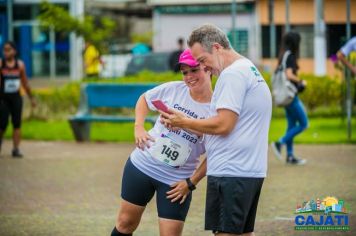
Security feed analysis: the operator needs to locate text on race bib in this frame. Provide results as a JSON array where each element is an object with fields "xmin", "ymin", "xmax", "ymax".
[
  {"xmin": 148, "ymin": 134, "xmax": 192, "ymax": 168},
  {"xmin": 4, "ymin": 79, "xmax": 20, "ymax": 93}
]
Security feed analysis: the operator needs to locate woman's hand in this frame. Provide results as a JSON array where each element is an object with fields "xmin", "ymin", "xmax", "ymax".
[
  {"xmin": 134, "ymin": 125, "xmax": 154, "ymax": 150},
  {"xmin": 166, "ymin": 180, "xmax": 190, "ymax": 204},
  {"xmin": 30, "ymin": 97, "xmax": 37, "ymax": 108}
]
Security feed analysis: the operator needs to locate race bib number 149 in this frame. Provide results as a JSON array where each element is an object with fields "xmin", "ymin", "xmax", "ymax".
[{"xmin": 148, "ymin": 134, "xmax": 191, "ymax": 168}]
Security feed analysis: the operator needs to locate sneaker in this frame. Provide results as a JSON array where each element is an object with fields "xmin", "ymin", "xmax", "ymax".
[
  {"xmin": 12, "ymin": 148, "xmax": 23, "ymax": 158},
  {"xmin": 287, "ymin": 155, "xmax": 306, "ymax": 165},
  {"xmin": 271, "ymin": 142, "xmax": 282, "ymax": 161}
]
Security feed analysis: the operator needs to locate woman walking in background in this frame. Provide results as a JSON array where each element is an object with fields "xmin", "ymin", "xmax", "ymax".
[
  {"xmin": 0, "ymin": 41, "xmax": 36, "ymax": 157},
  {"xmin": 271, "ymin": 32, "xmax": 308, "ymax": 165}
]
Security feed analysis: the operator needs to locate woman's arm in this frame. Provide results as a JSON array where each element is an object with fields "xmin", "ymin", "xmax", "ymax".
[
  {"xmin": 285, "ymin": 68, "xmax": 302, "ymax": 83},
  {"xmin": 19, "ymin": 60, "xmax": 36, "ymax": 107},
  {"xmin": 166, "ymin": 157, "xmax": 207, "ymax": 204},
  {"xmin": 134, "ymin": 94, "xmax": 155, "ymax": 150}
]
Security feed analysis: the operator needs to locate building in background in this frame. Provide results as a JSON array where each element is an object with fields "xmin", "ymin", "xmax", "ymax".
[
  {"xmin": 1, "ymin": 0, "xmax": 355, "ymax": 79},
  {"xmin": 257, "ymin": 0, "xmax": 356, "ymax": 75},
  {"xmin": 149, "ymin": 0, "xmax": 260, "ymax": 63},
  {"xmin": 85, "ymin": 0, "xmax": 152, "ymax": 77},
  {"xmin": 0, "ymin": 0, "xmax": 83, "ymax": 80},
  {"xmin": 86, "ymin": 0, "xmax": 152, "ymax": 52}
]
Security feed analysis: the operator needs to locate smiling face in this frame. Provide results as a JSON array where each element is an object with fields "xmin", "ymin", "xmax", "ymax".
[
  {"xmin": 180, "ymin": 64, "xmax": 210, "ymax": 92},
  {"xmin": 190, "ymin": 42, "xmax": 222, "ymax": 76}
]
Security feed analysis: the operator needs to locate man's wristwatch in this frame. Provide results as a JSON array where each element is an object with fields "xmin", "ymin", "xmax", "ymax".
[{"xmin": 186, "ymin": 178, "xmax": 196, "ymax": 191}]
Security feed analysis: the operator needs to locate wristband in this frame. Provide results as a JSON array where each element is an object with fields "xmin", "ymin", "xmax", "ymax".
[{"xmin": 186, "ymin": 178, "xmax": 196, "ymax": 191}]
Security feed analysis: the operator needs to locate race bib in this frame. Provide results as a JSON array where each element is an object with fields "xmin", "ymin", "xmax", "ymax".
[
  {"xmin": 147, "ymin": 134, "xmax": 192, "ymax": 168},
  {"xmin": 4, "ymin": 79, "xmax": 20, "ymax": 93}
]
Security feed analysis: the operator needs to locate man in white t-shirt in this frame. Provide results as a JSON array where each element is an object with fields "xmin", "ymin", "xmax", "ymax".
[
  {"xmin": 337, "ymin": 36, "xmax": 356, "ymax": 76},
  {"xmin": 160, "ymin": 24, "xmax": 272, "ymax": 236}
]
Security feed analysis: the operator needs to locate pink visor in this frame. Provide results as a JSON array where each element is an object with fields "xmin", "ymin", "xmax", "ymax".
[{"xmin": 175, "ymin": 48, "xmax": 199, "ymax": 70}]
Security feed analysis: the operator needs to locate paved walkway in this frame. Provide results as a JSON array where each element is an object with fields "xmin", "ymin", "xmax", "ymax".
[{"xmin": 0, "ymin": 141, "xmax": 355, "ymax": 235}]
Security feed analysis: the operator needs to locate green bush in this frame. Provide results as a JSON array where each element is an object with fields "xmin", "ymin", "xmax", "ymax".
[
  {"xmin": 263, "ymin": 72, "xmax": 351, "ymax": 114},
  {"xmin": 29, "ymin": 71, "xmax": 352, "ymax": 120},
  {"xmin": 298, "ymin": 74, "xmax": 343, "ymax": 110},
  {"xmin": 31, "ymin": 82, "xmax": 81, "ymax": 120}
]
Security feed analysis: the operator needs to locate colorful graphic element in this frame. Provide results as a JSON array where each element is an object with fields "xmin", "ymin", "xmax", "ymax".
[{"xmin": 294, "ymin": 196, "xmax": 349, "ymax": 231}]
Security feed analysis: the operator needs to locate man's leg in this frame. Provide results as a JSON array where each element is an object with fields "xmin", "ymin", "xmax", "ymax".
[
  {"xmin": 214, "ymin": 232, "xmax": 239, "ymax": 236},
  {"xmin": 206, "ymin": 177, "xmax": 264, "ymax": 235}
]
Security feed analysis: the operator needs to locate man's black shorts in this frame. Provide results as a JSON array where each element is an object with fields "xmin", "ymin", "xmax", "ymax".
[
  {"xmin": 121, "ymin": 157, "xmax": 192, "ymax": 221},
  {"xmin": 205, "ymin": 176, "xmax": 264, "ymax": 234}
]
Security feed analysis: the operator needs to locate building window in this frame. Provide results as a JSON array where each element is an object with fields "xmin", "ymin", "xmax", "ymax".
[
  {"xmin": 228, "ymin": 29, "xmax": 249, "ymax": 57},
  {"xmin": 327, "ymin": 24, "xmax": 356, "ymax": 57},
  {"xmin": 261, "ymin": 25, "xmax": 282, "ymax": 58},
  {"xmin": 262, "ymin": 25, "xmax": 314, "ymax": 59},
  {"xmin": 292, "ymin": 25, "xmax": 314, "ymax": 58}
]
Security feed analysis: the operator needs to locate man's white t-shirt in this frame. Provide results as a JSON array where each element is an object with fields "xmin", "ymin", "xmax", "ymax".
[
  {"xmin": 130, "ymin": 81, "xmax": 210, "ymax": 185},
  {"xmin": 205, "ymin": 58, "xmax": 272, "ymax": 178},
  {"xmin": 341, "ymin": 36, "xmax": 356, "ymax": 56}
]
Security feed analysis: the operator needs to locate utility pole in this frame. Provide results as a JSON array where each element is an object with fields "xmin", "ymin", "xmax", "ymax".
[
  {"xmin": 345, "ymin": 0, "xmax": 352, "ymax": 140},
  {"xmin": 314, "ymin": 0, "xmax": 327, "ymax": 75},
  {"xmin": 231, "ymin": 0, "xmax": 237, "ymax": 49},
  {"xmin": 269, "ymin": 0, "xmax": 276, "ymax": 59},
  {"xmin": 285, "ymin": 0, "xmax": 290, "ymax": 32}
]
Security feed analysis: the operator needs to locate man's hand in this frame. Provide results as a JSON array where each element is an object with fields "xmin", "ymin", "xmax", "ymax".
[
  {"xmin": 166, "ymin": 180, "xmax": 190, "ymax": 204},
  {"xmin": 159, "ymin": 109, "xmax": 187, "ymax": 129},
  {"xmin": 134, "ymin": 125, "xmax": 154, "ymax": 150}
]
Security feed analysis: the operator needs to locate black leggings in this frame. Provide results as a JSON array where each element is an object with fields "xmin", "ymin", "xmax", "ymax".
[{"xmin": 0, "ymin": 94, "xmax": 23, "ymax": 130}]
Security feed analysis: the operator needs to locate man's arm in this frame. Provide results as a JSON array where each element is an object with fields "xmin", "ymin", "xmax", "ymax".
[
  {"xmin": 160, "ymin": 108, "xmax": 238, "ymax": 136},
  {"xmin": 337, "ymin": 51, "xmax": 356, "ymax": 75}
]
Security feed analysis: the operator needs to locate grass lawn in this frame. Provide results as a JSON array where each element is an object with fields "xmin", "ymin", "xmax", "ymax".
[{"xmin": 4, "ymin": 117, "xmax": 356, "ymax": 143}]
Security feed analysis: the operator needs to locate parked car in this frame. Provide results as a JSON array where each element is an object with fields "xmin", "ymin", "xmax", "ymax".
[{"xmin": 124, "ymin": 52, "xmax": 171, "ymax": 75}]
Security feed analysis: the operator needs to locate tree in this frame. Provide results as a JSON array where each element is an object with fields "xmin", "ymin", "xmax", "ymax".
[{"xmin": 38, "ymin": 1, "xmax": 115, "ymax": 52}]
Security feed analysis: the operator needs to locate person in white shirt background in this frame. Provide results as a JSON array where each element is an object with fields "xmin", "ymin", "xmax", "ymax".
[{"xmin": 337, "ymin": 36, "xmax": 356, "ymax": 76}]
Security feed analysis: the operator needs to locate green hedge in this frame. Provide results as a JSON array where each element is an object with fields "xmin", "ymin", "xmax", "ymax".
[{"xmin": 29, "ymin": 71, "xmax": 353, "ymax": 120}]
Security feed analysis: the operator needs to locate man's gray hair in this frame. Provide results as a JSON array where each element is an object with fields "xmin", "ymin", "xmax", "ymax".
[{"xmin": 188, "ymin": 24, "xmax": 231, "ymax": 52}]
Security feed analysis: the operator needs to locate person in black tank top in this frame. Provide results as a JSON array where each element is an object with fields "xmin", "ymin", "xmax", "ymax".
[{"xmin": 0, "ymin": 41, "xmax": 36, "ymax": 158}]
